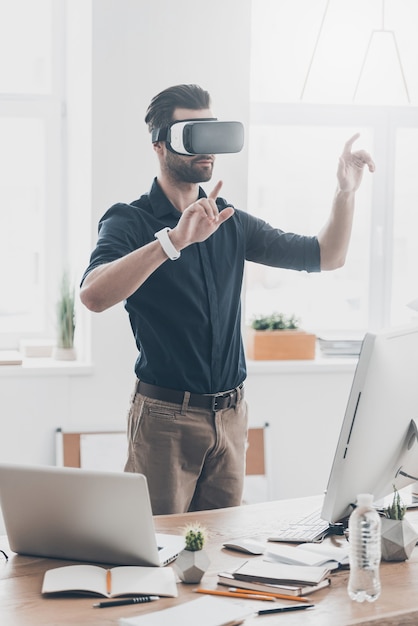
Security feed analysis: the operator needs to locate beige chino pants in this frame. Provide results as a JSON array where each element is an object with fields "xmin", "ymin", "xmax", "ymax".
[{"xmin": 125, "ymin": 382, "xmax": 248, "ymax": 515}]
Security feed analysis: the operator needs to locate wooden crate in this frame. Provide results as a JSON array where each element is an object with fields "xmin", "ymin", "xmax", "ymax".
[{"xmin": 246, "ymin": 329, "xmax": 316, "ymax": 360}]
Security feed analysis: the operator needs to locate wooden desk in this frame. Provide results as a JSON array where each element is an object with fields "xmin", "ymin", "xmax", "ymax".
[{"xmin": 1, "ymin": 495, "xmax": 418, "ymax": 626}]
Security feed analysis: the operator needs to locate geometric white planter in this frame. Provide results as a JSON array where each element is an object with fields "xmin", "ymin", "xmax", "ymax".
[
  {"xmin": 173, "ymin": 549, "xmax": 210, "ymax": 584},
  {"xmin": 381, "ymin": 517, "xmax": 418, "ymax": 561},
  {"xmin": 53, "ymin": 347, "xmax": 77, "ymax": 361}
]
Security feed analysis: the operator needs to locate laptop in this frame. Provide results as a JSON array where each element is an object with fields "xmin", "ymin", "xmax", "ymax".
[{"xmin": 0, "ymin": 463, "xmax": 185, "ymax": 566}]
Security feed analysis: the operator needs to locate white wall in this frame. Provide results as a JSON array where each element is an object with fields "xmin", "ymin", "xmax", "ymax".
[
  {"xmin": 245, "ymin": 361, "xmax": 356, "ymax": 501},
  {"xmin": 0, "ymin": 1, "xmax": 356, "ymax": 533}
]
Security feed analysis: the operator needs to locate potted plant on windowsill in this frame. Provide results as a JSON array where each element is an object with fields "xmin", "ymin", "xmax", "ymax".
[
  {"xmin": 246, "ymin": 312, "xmax": 316, "ymax": 360},
  {"xmin": 173, "ymin": 523, "xmax": 210, "ymax": 584},
  {"xmin": 53, "ymin": 272, "xmax": 76, "ymax": 361},
  {"xmin": 380, "ymin": 486, "xmax": 418, "ymax": 561}
]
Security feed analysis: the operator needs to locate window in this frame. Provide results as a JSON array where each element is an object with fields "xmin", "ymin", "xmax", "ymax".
[
  {"xmin": 247, "ymin": 0, "xmax": 418, "ymax": 333},
  {"xmin": 391, "ymin": 127, "xmax": 418, "ymax": 323},
  {"xmin": 0, "ymin": 0, "xmax": 64, "ymax": 349},
  {"xmin": 246, "ymin": 117, "xmax": 373, "ymax": 332}
]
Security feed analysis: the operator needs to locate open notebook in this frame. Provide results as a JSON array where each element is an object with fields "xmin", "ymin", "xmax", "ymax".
[{"xmin": 0, "ymin": 463, "xmax": 184, "ymax": 566}]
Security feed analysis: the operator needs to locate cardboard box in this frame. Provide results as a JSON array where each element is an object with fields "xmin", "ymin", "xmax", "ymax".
[{"xmin": 246, "ymin": 329, "xmax": 316, "ymax": 360}]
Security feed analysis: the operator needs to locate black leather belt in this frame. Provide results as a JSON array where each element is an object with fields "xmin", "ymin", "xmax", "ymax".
[{"xmin": 136, "ymin": 381, "xmax": 244, "ymax": 412}]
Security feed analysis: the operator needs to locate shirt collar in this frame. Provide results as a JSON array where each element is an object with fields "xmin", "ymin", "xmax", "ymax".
[{"xmin": 148, "ymin": 177, "xmax": 207, "ymax": 219}]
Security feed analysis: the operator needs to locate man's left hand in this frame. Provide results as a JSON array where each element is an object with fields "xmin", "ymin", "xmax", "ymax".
[{"xmin": 337, "ymin": 133, "xmax": 375, "ymax": 192}]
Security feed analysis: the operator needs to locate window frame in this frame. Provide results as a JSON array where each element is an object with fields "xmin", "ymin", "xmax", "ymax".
[
  {"xmin": 0, "ymin": 1, "xmax": 65, "ymax": 350},
  {"xmin": 249, "ymin": 102, "xmax": 418, "ymax": 331}
]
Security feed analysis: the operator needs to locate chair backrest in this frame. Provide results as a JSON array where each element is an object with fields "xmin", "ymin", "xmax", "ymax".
[
  {"xmin": 245, "ymin": 427, "xmax": 266, "ymax": 476},
  {"xmin": 56, "ymin": 426, "xmax": 268, "ymax": 476}
]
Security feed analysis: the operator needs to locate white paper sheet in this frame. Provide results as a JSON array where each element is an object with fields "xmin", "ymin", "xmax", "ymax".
[{"xmin": 119, "ymin": 596, "xmax": 252, "ymax": 626}]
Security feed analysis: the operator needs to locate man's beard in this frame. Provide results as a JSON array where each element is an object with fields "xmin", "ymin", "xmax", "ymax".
[{"xmin": 164, "ymin": 151, "xmax": 214, "ymax": 183}]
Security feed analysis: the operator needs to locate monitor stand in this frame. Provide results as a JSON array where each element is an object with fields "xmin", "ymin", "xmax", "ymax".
[{"xmin": 375, "ymin": 419, "xmax": 418, "ymax": 508}]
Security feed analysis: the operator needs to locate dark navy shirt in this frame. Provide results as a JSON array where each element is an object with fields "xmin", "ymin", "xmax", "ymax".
[{"xmin": 82, "ymin": 178, "xmax": 320, "ymax": 394}]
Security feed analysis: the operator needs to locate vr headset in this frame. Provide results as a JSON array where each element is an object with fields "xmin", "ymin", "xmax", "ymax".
[{"xmin": 151, "ymin": 118, "xmax": 244, "ymax": 156}]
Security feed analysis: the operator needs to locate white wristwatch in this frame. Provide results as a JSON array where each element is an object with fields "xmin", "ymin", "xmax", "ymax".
[{"xmin": 154, "ymin": 227, "xmax": 181, "ymax": 260}]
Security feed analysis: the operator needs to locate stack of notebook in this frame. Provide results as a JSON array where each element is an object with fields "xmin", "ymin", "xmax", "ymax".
[
  {"xmin": 217, "ymin": 560, "xmax": 331, "ymax": 597},
  {"xmin": 317, "ymin": 335, "xmax": 363, "ymax": 357},
  {"xmin": 0, "ymin": 350, "xmax": 22, "ymax": 365}
]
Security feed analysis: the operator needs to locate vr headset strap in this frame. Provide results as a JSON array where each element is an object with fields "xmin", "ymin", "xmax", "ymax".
[{"xmin": 151, "ymin": 127, "xmax": 167, "ymax": 142}]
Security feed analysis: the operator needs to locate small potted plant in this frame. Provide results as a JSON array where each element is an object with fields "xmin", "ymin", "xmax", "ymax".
[
  {"xmin": 381, "ymin": 486, "xmax": 418, "ymax": 561},
  {"xmin": 173, "ymin": 523, "xmax": 210, "ymax": 584},
  {"xmin": 246, "ymin": 312, "xmax": 316, "ymax": 360},
  {"xmin": 53, "ymin": 272, "xmax": 76, "ymax": 361}
]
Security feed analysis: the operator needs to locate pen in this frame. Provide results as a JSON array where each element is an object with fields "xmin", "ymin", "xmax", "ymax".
[
  {"xmin": 93, "ymin": 595, "xmax": 160, "ymax": 608},
  {"xmin": 227, "ymin": 587, "xmax": 310, "ymax": 603},
  {"xmin": 195, "ymin": 588, "xmax": 274, "ymax": 601},
  {"xmin": 258, "ymin": 604, "xmax": 315, "ymax": 616}
]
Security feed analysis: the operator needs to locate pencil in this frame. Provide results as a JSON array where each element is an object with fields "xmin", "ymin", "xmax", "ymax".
[
  {"xmin": 106, "ymin": 569, "xmax": 112, "ymax": 595},
  {"xmin": 227, "ymin": 587, "xmax": 311, "ymax": 603},
  {"xmin": 195, "ymin": 588, "xmax": 275, "ymax": 601}
]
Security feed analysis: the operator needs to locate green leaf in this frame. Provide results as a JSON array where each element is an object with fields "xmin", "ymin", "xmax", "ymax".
[
  {"xmin": 57, "ymin": 272, "xmax": 76, "ymax": 349},
  {"xmin": 250, "ymin": 312, "xmax": 300, "ymax": 331}
]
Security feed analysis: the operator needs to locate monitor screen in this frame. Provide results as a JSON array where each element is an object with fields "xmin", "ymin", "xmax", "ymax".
[{"xmin": 321, "ymin": 323, "xmax": 418, "ymax": 524}]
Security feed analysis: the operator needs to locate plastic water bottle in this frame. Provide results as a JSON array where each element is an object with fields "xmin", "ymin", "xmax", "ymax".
[{"xmin": 347, "ymin": 493, "xmax": 381, "ymax": 602}]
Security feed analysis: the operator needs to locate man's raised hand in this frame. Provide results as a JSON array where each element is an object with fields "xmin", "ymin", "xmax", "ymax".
[
  {"xmin": 170, "ymin": 181, "xmax": 235, "ymax": 251},
  {"xmin": 337, "ymin": 133, "xmax": 375, "ymax": 193}
]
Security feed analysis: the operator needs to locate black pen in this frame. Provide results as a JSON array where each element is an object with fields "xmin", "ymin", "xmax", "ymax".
[
  {"xmin": 93, "ymin": 595, "xmax": 159, "ymax": 608},
  {"xmin": 258, "ymin": 604, "xmax": 315, "ymax": 616}
]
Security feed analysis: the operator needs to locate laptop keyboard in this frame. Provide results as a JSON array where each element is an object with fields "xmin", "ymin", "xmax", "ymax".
[{"xmin": 269, "ymin": 509, "xmax": 330, "ymax": 543}]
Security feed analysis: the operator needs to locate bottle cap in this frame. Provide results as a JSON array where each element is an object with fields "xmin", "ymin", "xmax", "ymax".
[{"xmin": 356, "ymin": 493, "xmax": 373, "ymax": 506}]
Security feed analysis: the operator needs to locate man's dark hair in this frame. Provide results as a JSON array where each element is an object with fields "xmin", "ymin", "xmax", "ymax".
[{"xmin": 145, "ymin": 84, "xmax": 211, "ymax": 133}]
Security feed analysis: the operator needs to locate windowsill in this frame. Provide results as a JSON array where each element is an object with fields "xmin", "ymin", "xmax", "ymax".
[
  {"xmin": 0, "ymin": 358, "xmax": 93, "ymax": 377},
  {"xmin": 0, "ymin": 355, "xmax": 357, "ymax": 378},
  {"xmin": 246, "ymin": 354, "xmax": 358, "ymax": 375}
]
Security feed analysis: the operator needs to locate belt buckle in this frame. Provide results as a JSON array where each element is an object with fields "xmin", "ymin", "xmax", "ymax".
[
  {"xmin": 211, "ymin": 393, "xmax": 222, "ymax": 412},
  {"xmin": 212, "ymin": 390, "xmax": 235, "ymax": 412}
]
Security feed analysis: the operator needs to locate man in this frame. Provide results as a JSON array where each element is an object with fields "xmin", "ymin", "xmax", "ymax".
[{"xmin": 80, "ymin": 84, "xmax": 375, "ymax": 515}]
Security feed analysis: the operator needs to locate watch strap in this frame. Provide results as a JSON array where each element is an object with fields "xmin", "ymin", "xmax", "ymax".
[{"xmin": 154, "ymin": 227, "xmax": 181, "ymax": 260}]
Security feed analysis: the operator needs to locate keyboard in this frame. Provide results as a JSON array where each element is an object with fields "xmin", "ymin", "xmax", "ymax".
[{"xmin": 268, "ymin": 509, "xmax": 330, "ymax": 543}]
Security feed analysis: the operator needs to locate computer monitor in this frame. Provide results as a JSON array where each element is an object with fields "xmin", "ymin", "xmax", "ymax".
[{"xmin": 321, "ymin": 323, "xmax": 418, "ymax": 524}]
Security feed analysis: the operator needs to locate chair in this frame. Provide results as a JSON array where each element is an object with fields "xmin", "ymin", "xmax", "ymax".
[{"xmin": 57, "ymin": 424, "xmax": 271, "ymax": 504}]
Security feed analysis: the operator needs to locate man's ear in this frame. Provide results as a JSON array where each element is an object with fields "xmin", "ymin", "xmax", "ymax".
[{"xmin": 153, "ymin": 141, "xmax": 164, "ymax": 154}]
